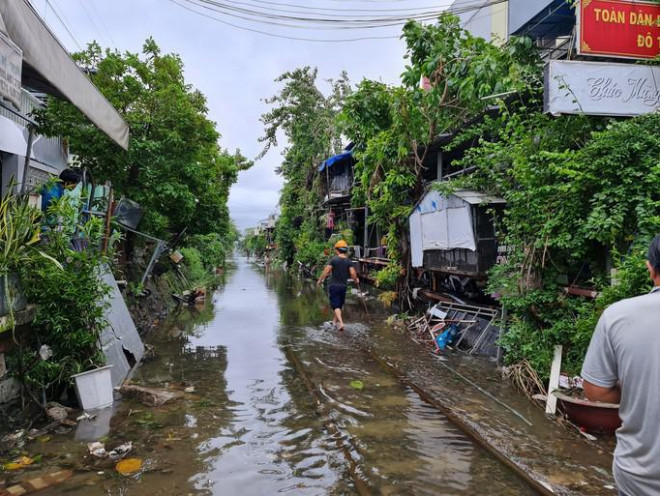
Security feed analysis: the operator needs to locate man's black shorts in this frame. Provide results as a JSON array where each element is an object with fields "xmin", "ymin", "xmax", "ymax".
[{"xmin": 328, "ymin": 284, "xmax": 347, "ymax": 310}]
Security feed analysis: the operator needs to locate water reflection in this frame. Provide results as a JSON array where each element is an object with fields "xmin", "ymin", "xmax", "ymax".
[{"xmin": 36, "ymin": 257, "xmax": 533, "ymax": 496}]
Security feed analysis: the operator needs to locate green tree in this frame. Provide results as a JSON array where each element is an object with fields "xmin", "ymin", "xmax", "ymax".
[
  {"xmin": 340, "ymin": 14, "xmax": 541, "ymax": 291},
  {"xmin": 259, "ymin": 67, "xmax": 350, "ymax": 265},
  {"xmin": 35, "ymin": 38, "xmax": 250, "ymax": 243}
]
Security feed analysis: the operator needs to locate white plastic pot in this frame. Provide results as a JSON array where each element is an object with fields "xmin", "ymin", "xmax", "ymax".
[{"xmin": 72, "ymin": 365, "xmax": 114, "ymax": 411}]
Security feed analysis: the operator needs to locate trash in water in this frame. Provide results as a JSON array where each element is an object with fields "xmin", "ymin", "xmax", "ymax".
[
  {"xmin": 77, "ymin": 412, "xmax": 97, "ymax": 422},
  {"xmin": 108, "ymin": 441, "xmax": 133, "ymax": 460},
  {"xmin": 88, "ymin": 441, "xmax": 107, "ymax": 458},
  {"xmin": 349, "ymin": 380, "xmax": 365, "ymax": 391},
  {"xmin": 46, "ymin": 402, "xmax": 76, "ymax": 425},
  {"xmin": 4, "ymin": 456, "xmax": 34, "ymax": 470},
  {"xmin": 87, "ymin": 441, "xmax": 133, "ymax": 460},
  {"xmin": 118, "ymin": 384, "xmax": 184, "ymax": 407},
  {"xmin": 184, "ymin": 386, "xmax": 195, "ymax": 393},
  {"xmin": 116, "ymin": 457, "xmax": 143, "ymax": 475}
]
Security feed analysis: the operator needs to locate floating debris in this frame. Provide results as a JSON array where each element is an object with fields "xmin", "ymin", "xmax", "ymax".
[
  {"xmin": 116, "ymin": 457, "xmax": 143, "ymax": 476},
  {"xmin": 76, "ymin": 412, "xmax": 97, "ymax": 422},
  {"xmin": 349, "ymin": 380, "xmax": 364, "ymax": 391},
  {"xmin": 87, "ymin": 441, "xmax": 107, "ymax": 458},
  {"xmin": 4, "ymin": 456, "xmax": 34, "ymax": 471},
  {"xmin": 118, "ymin": 384, "xmax": 184, "ymax": 407},
  {"xmin": 108, "ymin": 442, "xmax": 133, "ymax": 460},
  {"xmin": 87, "ymin": 441, "xmax": 133, "ymax": 460}
]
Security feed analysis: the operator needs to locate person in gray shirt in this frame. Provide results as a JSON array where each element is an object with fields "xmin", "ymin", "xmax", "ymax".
[{"xmin": 582, "ymin": 235, "xmax": 660, "ymax": 496}]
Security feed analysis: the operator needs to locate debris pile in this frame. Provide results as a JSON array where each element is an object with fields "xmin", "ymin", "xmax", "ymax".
[{"xmin": 401, "ymin": 302, "xmax": 500, "ymax": 355}]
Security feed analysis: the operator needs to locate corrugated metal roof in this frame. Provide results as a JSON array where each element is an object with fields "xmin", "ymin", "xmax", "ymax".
[{"xmin": 452, "ymin": 190, "xmax": 506, "ymax": 205}]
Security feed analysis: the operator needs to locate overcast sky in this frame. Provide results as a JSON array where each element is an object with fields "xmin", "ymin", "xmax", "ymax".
[{"xmin": 30, "ymin": 0, "xmax": 454, "ymax": 230}]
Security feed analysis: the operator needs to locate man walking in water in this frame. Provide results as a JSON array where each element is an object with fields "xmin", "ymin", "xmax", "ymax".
[
  {"xmin": 317, "ymin": 240, "xmax": 359, "ymax": 331},
  {"xmin": 582, "ymin": 235, "xmax": 660, "ymax": 496}
]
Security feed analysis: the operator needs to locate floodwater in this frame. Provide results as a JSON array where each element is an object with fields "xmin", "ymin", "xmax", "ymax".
[{"xmin": 27, "ymin": 257, "xmax": 536, "ymax": 495}]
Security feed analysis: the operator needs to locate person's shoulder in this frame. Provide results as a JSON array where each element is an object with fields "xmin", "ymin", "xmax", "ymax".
[{"xmin": 604, "ymin": 290, "xmax": 658, "ymax": 318}]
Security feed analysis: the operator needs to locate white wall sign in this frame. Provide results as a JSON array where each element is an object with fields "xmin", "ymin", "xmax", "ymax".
[
  {"xmin": 544, "ymin": 60, "xmax": 660, "ymax": 117},
  {"xmin": 0, "ymin": 31, "xmax": 22, "ymax": 111}
]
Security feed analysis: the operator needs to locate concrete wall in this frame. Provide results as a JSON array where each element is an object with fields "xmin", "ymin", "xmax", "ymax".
[{"xmin": 450, "ymin": 0, "xmax": 509, "ymax": 43}]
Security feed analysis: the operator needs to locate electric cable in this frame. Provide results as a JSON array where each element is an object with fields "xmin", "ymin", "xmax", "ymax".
[
  {"xmin": 170, "ymin": 0, "xmax": 402, "ymax": 42},
  {"xmin": 45, "ymin": 0, "xmax": 83, "ymax": 50},
  {"xmin": 88, "ymin": 1, "xmax": 117, "ymax": 45},
  {"xmin": 170, "ymin": 0, "xmax": 510, "ymax": 41},
  {"xmin": 76, "ymin": 0, "xmax": 108, "ymax": 46},
  {"xmin": 189, "ymin": 0, "xmax": 508, "ymax": 24}
]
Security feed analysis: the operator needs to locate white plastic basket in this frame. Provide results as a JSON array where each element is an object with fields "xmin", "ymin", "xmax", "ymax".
[{"xmin": 72, "ymin": 365, "xmax": 114, "ymax": 411}]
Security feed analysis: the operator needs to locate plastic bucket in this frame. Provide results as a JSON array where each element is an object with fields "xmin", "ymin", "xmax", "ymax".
[{"xmin": 72, "ymin": 365, "xmax": 114, "ymax": 411}]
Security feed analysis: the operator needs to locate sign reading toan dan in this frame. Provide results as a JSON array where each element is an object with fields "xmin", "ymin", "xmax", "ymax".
[
  {"xmin": 544, "ymin": 60, "xmax": 660, "ymax": 117},
  {"xmin": 577, "ymin": 0, "xmax": 660, "ymax": 60},
  {"xmin": 0, "ymin": 30, "xmax": 22, "ymax": 111}
]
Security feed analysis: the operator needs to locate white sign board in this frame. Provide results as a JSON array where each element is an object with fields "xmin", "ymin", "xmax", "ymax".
[
  {"xmin": 544, "ymin": 60, "xmax": 660, "ymax": 117},
  {"xmin": 0, "ymin": 31, "xmax": 22, "ymax": 111}
]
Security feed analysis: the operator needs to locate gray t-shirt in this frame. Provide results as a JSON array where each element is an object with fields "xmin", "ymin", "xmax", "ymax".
[{"xmin": 582, "ymin": 287, "xmax": 660, "ymax": 496}]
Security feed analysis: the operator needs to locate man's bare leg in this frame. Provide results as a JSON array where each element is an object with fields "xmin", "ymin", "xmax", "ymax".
[{"xmin": 334, "ymin": 308, "xmax": 344, "ymax": 330}]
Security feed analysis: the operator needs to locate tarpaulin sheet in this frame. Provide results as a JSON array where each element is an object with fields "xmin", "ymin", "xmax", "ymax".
[
  {"xmin": 420, "ymin": 206, "xmax": 476, "ymax": 252},
  {"xmin": 409, "ymin": 212, "xmax": 423, "ymax": 268},
  {"xmin": 319, "ymin": 150, "xmax": 352, "ymax": 171},
  {"xmin": 0, "ymin": 1, "xmax": 129, "ymax": 150}
]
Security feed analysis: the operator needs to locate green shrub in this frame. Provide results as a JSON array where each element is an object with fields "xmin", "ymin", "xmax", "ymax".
[
  {"xmin": 188, "ymin": 233, "xmax": 228, "ymax": 269},
  {"xmin": 17, "ymin": 197, "xmax": 111, "ymax": 396},
  {"xmin": 180, "ymin": 247, "xmax": 207, "ymax": 283}
]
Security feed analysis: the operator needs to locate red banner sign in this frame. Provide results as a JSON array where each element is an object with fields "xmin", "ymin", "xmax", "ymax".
[{"xmin": 578, "ymin": 0, "xmax": 660, "ymax": 60}]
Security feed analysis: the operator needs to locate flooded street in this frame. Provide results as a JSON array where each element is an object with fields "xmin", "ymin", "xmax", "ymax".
[{"xmin": 34, "ymin": 257, "xmax": 535, "ymax": 495}]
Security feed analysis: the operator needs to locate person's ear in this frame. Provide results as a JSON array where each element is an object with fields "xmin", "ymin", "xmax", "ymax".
[{"xmin": 646, "ymin": 260, "xmax": 656, "ymax": 280}]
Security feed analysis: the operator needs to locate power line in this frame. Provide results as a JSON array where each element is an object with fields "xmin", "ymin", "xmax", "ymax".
[
  {"xmin": 182, "ymin": 0, "xmax": 509, "ymax": 27},
  {"xmin": 76, "ymin": 0, "xmax": 108, "ymax": 45},
  {"xmin": 170, "ymin": 0, "xmax": 402, "ymax": 42},
  {"xmin": 45, "ymin": 0, "xmax": 83, "ymax": 50},
  {"xmin": 170, "ymin": 0, "xmax": 509, "ymax": 41},
  {"xmin": 182, "ymin": 0, "xmax": 446, "ymax": 28},
  {"xmin": 88, "ymin": 0, "xmax": 117, "ymax": 46},
  {"xmin": 224, "ymin": 0, "xmax": 455, "ymax": 15}
]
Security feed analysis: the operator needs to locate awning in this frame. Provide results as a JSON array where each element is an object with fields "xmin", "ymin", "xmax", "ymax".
[
  {"xmin": 0, "ymin": 115, "xmax": 28, "ymax": 156},
  {"xmin": 0, "ymin": 1, "xmax": 129, "ymax": 150},
  {"xmin": 318, "ymin": 150, "xmax": 353, "ymax": 172}
]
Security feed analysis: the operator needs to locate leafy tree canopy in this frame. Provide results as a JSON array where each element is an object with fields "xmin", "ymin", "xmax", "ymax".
[
  {"xmin": 35, "ymin": 38, "xmax": 251, "ymax": 239},
  {"xmin": 259, "ymin": 67, "xmax": 350, "ymax": 265}
]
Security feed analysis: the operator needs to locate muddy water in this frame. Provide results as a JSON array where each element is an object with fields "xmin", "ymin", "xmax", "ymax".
[{"xmin": 31, "ymin": 257, "xmax": 535, "ymax": 495}]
